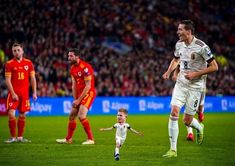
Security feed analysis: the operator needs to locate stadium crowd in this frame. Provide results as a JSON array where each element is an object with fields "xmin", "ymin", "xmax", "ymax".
[{"xmin": 0, "ymin": 0, "xmax": 235, "ymax": 97}]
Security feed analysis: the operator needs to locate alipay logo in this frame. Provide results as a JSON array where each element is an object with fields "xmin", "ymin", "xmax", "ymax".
[
  {"xmin": 139, "ymin": 100, "xmax": 146, "ymax": 111},
  {"xmin": 63, "ymin": 101, "xmax": 72, "ymax": 114},
  {"xmin": 102, "ymin": 100, "xmax": 110, "ymax": 113}
]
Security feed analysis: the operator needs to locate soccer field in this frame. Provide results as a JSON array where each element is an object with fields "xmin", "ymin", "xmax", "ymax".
[{"xmin": 0, "ymin": 113, "xmax": 235, "ymax": 166}]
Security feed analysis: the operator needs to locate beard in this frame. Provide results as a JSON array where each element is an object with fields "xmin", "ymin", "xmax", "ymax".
[
  {"xmin": 70, "ymin": 60, "xmax": 77, "ymax": 65},
  {"xmin": 15, "ymin": 54, "xmax": 22, "ymax": 60}
]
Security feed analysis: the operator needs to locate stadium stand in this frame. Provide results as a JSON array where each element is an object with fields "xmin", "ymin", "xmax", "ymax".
[{"xmin": 0, "ymin": 0, "xmax": 234, "ymax": 97}]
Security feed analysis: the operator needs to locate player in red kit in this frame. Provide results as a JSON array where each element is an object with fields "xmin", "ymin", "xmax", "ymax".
[
  {"xmin": 4, "ymin": 42, "xmax": 37, "ymax": 143},
  {"xmin": 56, "ymin": 48, "xmax": 95, "ymax": 144}
]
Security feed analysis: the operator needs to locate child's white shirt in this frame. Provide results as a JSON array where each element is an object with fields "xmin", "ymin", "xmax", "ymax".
[{"xmin": 113, "ymin": 123, "xmax": 131, "ymax": 140}]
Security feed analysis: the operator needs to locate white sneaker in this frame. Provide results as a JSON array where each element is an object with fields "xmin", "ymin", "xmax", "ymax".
[
  {"xmin": 82, "ymin": 139, "xmax": 95, "ymax": 145},
  {"xmin": 4, "ymin": 137, "xmax": 17, "ymax": 144},
  {"xmin": 196, "ymin": 123, "xmax": 204, "ymax": 145},
  {"xmin": 17, "ymin": 137, "xmax": 31, "ymax": 143},
  {"xmin": 56, "ymin": 138, "xmax": 72, "ymax": 144}
]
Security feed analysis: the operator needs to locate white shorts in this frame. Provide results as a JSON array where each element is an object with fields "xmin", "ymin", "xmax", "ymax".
[
  {"xmin": 199, "ymin": 91, "xmax": 205, "ymax": 106},
  {"xmin": 116, "ymin": 136, "xmax": 126, "ymax": 146},
  {"xmin": 171, "ymin": 82, "xmax": 202, "ymax": 115}
]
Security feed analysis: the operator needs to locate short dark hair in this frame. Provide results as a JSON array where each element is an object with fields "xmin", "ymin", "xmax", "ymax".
[
  {"xmin": 180, "ymin": 20, "xmax": 195, "ymax": 35},
  {"xmin": 67, "ymin": 48, "xmax": 80, "ymax": 56},
  {"xmin": 12, "ymin": 42, "xmax": 23, "ymax": 48}
]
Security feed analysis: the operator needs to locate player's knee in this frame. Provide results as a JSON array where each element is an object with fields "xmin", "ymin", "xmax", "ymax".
[
  {"xmin": 78, "ymin": 111, "xmax": 87, "ymax": 120},
  {"xmin": 170, "ymin": 105, "xmax": 180, "ymax": 117},
  {"xmin": 170, "ymin": 110, "xmax": 179, "ymax": 118},
  {"xmin": 69, "ymin": 108, "xmax": 78, "ymax": 120},
  {"xmin": 170, "ymin": 112, "xmax": 178, "ymax": 118},
  {"xmin": 69, "ymin": 113, "xmax": 76, "ymax": 121},
  {"xmin": 116, "ymin": 143, "xmax": 121, "ymax": 148},
  {"xmin": 183, "ymin": 116, "xmax": 192, "ymax": 126},
  {"xmin": 78, "ymin": 114, "xmax": 87, "ymax": 120},
  {"xmin": 183, "ymin": 120, "xmax": 191, "ymax": 126},
  {"xmin": 19, "ymin": 113, "xmax": 26, "ymax": 118},
  {"xmin": 8, "ymin": 110, "xmax": 15, "ymax": 119}
]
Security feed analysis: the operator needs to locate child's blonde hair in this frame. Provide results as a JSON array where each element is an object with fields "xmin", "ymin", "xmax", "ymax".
[{"xmin": 118, "ymin": 108, "xmax": 128, "ymax": 116}]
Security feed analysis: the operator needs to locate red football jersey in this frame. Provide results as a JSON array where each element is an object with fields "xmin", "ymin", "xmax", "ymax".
[
  {"xmin": 5, "ymin": 58, "xmax": 35, "ymax": 93},
  {"xmin": 70, "ymin": 60, "xmax": 95, "ymax": 98}
]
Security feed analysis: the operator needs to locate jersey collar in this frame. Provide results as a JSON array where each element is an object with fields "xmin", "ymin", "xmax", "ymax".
[{"xmin": 184, "ymin": 36, "xmax": 197, "ymax": 47}]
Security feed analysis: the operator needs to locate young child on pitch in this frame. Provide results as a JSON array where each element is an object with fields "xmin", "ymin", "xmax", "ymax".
[{"xmin": 100, "ymin": 108, "xmax": 143, "ymax": 161}]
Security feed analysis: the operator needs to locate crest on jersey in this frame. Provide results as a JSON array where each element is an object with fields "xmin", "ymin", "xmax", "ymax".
[
  {"xmin": 84, "ymin": 67, "xmax": 90, "ymax": 76},
  {"xmin": 24, "ymin": 65, "xmax": 29, "ymax": 70},
  {"xmin": 205, "ymin": 46, "xmax": 212, "ymax": 56},
  {"xmin": 191, "ymin": 52, "xmax": 196, "ymax": 60},
  {"xmin": 9, "ymin": 103, "xmax": 13, "ymax": 107},
  {"xmin": 77, "ymin": 72, "xmax": 82, "ymax": 76},
  {"xmin": 84, "ymin": 67, "xmax": 89, "ymax": 73}
]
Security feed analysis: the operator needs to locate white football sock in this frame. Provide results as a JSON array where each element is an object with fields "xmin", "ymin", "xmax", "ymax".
[
  {"xmin": 190, "ymin": 118, "xmax": 202, "ymax": 132},
  {"xmin": 115, "ymin": 147, "xmax": 119, "ymax": 155},
  {"xmin": 186, "ymin": 126, "xmax": 193, "ymax": 134},
  {"xmin": 168, "ymin": 116, "xmax": 179, "ymax": 151}
]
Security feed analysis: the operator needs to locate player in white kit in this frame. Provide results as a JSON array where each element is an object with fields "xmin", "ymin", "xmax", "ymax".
[
  {"xmin": 100, "ymin": 108, "xmax": 143, "ymax": 160},
  {"xmin": 172, "ymin": 65, "xmax": 206, "ymax": 141},
  {"xmin": 162, "ymin": 20, "xmax": 218, "ymax": 158}
]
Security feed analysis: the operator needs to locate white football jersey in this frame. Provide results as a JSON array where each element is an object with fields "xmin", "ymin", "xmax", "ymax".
[
  {"xmin": 174, "ymin": 37, "xmax": 213, "ymax": 91},
  {"xmin": 113, "ymin": 123, "xmax": 131, "ymax": 139}
]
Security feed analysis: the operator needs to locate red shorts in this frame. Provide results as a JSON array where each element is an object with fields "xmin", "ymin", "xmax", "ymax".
[
  {"xmin": 6, "ymin": 92, "xmax": 30, "ymax": 113},
  {"xmin": 80, "ymin": 91, "xmax": 95, "ymax": 110}
]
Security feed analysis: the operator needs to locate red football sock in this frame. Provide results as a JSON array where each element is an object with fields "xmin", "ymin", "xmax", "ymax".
[
  {"xmin": 80, "ymin": 118, "xmax": 93, "ymax": 140},
  {"xmin": 17, "ymin": 116, "xmax": 26, "ymax": 137},
  {"xmin": 66, "ymin": 120, "xmax": 77, "ymax": 140},
  {"xmin": 9, "ymin": 118, "xmax": 16, "ymax": 137}
]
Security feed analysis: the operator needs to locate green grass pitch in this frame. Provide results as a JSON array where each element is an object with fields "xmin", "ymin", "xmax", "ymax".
[{"xmin": 0, "ymin": 113, "xmax": 235, "ymax": 166}]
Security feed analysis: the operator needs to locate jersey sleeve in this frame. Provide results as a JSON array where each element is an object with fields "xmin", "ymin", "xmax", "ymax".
[
  {"xmin": 113, "ymin": 123, "xmax": 118, "ymax": 128},
  {"xmin": 174, "ymin": 42, "xmax": 181, "ymax": 59},
  {"xmin": 29, "ymin": 61, "xmax": 35, "ymax": 76},
  {"xmin": 201, "ymin": 45, "xmax": 214, "ymax": 62},
  {"xmin": 5, "ymin": 62, "xmax": 12, "ymax": 77},
  {"xmin": 126, "ymin": 123, "xmax": 131, "ymax": 129},
  {"xmin": 83, "ymin": 65, "xmax": 92, "ymax": 81}
]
